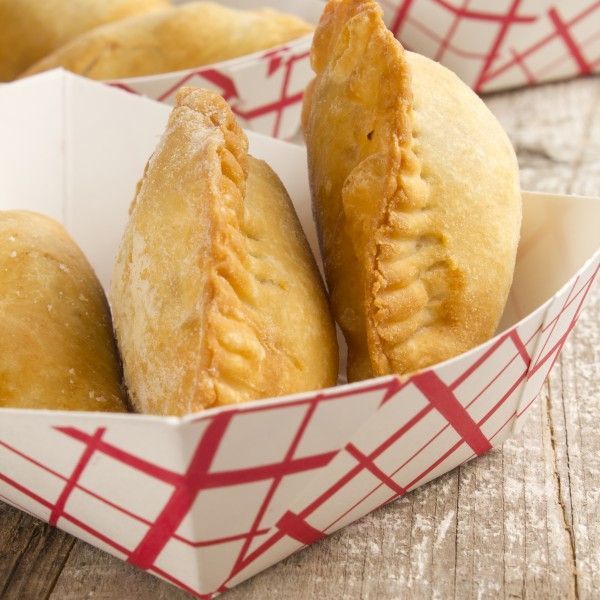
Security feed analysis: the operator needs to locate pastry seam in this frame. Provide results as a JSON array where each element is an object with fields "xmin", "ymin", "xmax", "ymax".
[
  {"xmin": 332, "ymin": 4, "xmax": 457, "ymax": 375},
  {"xmin": 193, "ymin": 101, "xmax": 269, "ymax": 409},
  {"xmin": 367, "ymin": 106, "xmax": 455, "ymax": 374},
  {"xmin": 186, "ymin": 94, "xmax": 304, "ymax": 409}
]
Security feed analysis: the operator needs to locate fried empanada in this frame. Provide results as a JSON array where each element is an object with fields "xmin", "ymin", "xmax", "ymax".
[
  {"xmin": 23, "ymin": 1, "xmax": 313, "ymax": 81},
  {"xmin": 0, "ymin": 211, "xmax": 127, "ymax": 412},
  {"xmin": 111, "ymin": 88, "xmax": 338, "ymax": 415},
  {"xmin": 303, "ymin": 0, "xmax": 522, "ymax": 381},
  {"xmin": 0, "ymin": 0, "xmax": 169, "ymax": 81}
]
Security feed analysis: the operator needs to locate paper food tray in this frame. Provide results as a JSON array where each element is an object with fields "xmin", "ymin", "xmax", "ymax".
[
  {"xmin": 379, "ymin": 0, "xmax": 600, "ymax": 92},
  {"xmin": 0, "ymin": 72, "xmax": 598, "ymax": 598},
  {"xmin": 107, "ymin": 0, "xmax": 325, "ymax": 140}
]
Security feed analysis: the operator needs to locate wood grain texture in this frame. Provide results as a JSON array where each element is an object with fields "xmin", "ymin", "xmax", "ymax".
[{"xmin": 0, "ymin": 75, "xmax": 598, "ymax": 600}]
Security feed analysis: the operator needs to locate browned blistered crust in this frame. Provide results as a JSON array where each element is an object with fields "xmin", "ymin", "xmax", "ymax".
[
  {"xmin": 303, "ymin": 0, "xmax": 521, "ymax": 381},
  {"xmin": 112, "ymin": 88, "xmax": 338, "ymax": 415},
  {"xmin": 0, "ymin": 210, "xmax": 127, "ymax": 412}
]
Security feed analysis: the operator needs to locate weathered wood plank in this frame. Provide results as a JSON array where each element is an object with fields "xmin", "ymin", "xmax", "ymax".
[
  {"xmin": 0, "ymin": 503, "xmax": 37, "ymax": 593},
  {"xmin": 1, "ymin": 75, "xmax": 598, "ymax": 600},
  {"xmin": 48, "ymin": 539, "xmax": 189, "ymax": 600},
  {"xmin": 0, "ymin": 503, "xmax": 75, "ymax": 600}
]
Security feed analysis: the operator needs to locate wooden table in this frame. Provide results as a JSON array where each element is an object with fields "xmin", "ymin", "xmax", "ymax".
[{"xmin": 1, "ymin": 76, "xmax": 598, "ymax": 600}]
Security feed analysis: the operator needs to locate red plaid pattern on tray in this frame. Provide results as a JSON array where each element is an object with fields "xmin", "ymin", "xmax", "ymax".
[
  {"xmin": 110, "ymin": 41, "xmax": 313, "ymax": 140},
  {"xmin": 379, "ymin": 0, "xmax": 600, "ymax": 91},
  {"xmin": 107, "ymin": 1, "xmax": 599, "ymax": 139},
  {"xmin": 1, "ymin": 252, "xmax": 597, "ymax": 598}
]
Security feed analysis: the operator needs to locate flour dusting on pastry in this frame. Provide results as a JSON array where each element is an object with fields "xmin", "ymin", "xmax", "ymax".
[{"xmin": 112, "ymin": 88, "xmax": 338, "ymax": 415}]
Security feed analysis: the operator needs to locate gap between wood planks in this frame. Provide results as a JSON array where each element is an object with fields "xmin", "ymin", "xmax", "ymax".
[{"xmin": 546, "ymin": 382, "xmax": 578, "ymax": 599}]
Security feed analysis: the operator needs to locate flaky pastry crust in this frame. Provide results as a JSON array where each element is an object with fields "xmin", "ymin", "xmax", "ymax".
[
  {"xmin": 23, "ymin": 1, "xmax": 313, "ymax": 80},
  {"xmin": 0, "ymin": 0, "xmax": 168, "ymax": 81},
  {"xmin": 0, "ymin": 211, "xmax": 126, "ymax": 412},
  {"xmin": 112, "ymin": 88, "xmax": 338, "ymax": 415},
  {"xmin": 303, "ymin": 0, "xmax": 521, "ymax": 381}
]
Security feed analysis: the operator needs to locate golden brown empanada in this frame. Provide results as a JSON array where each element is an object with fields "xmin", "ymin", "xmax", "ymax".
[
  {"xmin": 303, "ymin": 0, "xmax": 522, "ymax": 381},
  {"xmin": 0, "ymin": 0, "xmax": 169, "ymax": 81},
  {"xmin": 23, "ymin": 2, "xmax": 313, "ymax": 81},
  {"xmin": 111, "ymin": 87, "xmax": 338, "ymax": 415},
  {"xmin": 0, "ymin": 211, "xmax": 127, "ymax": 412}
]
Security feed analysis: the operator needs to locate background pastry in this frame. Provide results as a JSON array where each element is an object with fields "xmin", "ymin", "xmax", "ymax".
[
  {"xmin": 0, "ymin": 211, "xmax": 127, "ymax": 412},
  {"xmin": 303, "ymin": 0, "xmax": 522, "ymax": 381},
  {"xmin": 0, "ymin": 0, "xmax": 169, "ymax": 81},
  {"xmin": 112, "ymin": 87, "xmax": 338, "ymax": 416},
  {"xmin": 23, "ymin": 1, "xmax": 313, "ymax": 80}
]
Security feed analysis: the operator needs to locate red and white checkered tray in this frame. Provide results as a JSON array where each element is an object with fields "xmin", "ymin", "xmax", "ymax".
[
  {"xmin": 379, "ymin": 0, "xmax": 600, "ymax": 92},
  {"xmin": 107, "ymin": 0, "xmax": 600, "ymax": 138},
  {"xmin": 0, "ymin": 72, "xmax": 598, "ymax": 598},
  {"xmin": 108, "ymin": 0, "xmax": 324, "ymax": 140}
]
